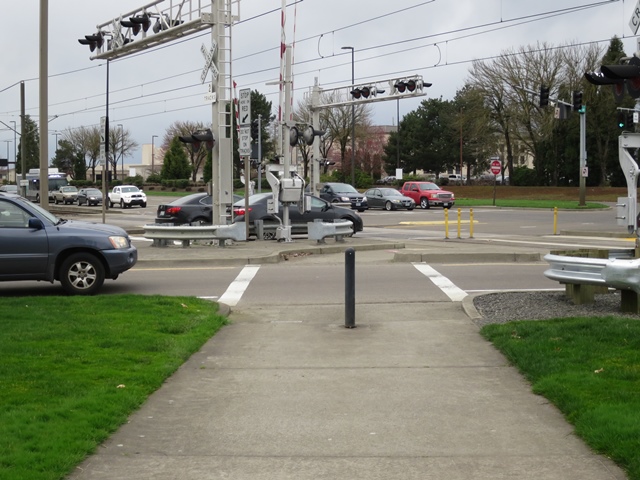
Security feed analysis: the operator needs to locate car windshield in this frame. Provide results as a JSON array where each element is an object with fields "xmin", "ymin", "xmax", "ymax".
[
  {"xmin": 122, "ymin": 186, "xmax": 140, "ymax": 193},
  {"xmin": 419, "ymin": 183, "xmax": 440, "ymax": 191},
  {"xmin": 85, "ymin": 189, "xmax": 101, "ymax": 195},
  {"xmin": 63, "ymin": 186, "xmax": 77, "ymax": 192},
  {"xmin": 15, "ymin": 196, "xmax": 57, "ymax": 225},
  {"xmin": 331, "ymin": 184, "xmax": 358, "ymax": 194},
  {"xmin": 380, "ymin": 188, "xmax": 402, "ymax": 196}
]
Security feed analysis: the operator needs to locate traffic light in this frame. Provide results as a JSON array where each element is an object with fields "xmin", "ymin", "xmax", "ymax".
[
  {"xmin": 350, "ymin": 85, "xmax": 385, "ymax": 99},
  {"xmin": 289, "ymin": 126, "xmax": 299, "ymax": 147},
  {"xmin": 192, "ymin": 129, "xmax": 214, "ymax": 150},
  {"xmin": 391, "ymin": 77, "xmax": 431, "ymax": 94},
  {"xmin": 129, "ymin": 14, "xmax": 151, "ymax": 33},
  {"xmin": 302, "ymin": 126, "xmax": 325, "ymax": 145},
  {"xmin": 121, "ymin": 14, "xmax": 152, "ymax": 37},
  {"xmin": 615, "ymin": 111, "xmax": 635, "ymax": 129},
  {"xmin": 572, "ymin": 91, "xmax": 583, "ymax": 112},
  {"xmin": 539, "ymin": 86, "xmax": 550, "ymax": 107},
  {"xmin": 153, "ymin": 15, "xmax": 183, "ymax": 33},
  {"xmin": 179, "ymin": 129, "xmax": 215, "ymax": 152},
  {"xmin": 78, "ymin": 32, "xmax": 104, "ymax": 52},
  {"xmin": 585, "ymin": 55, "xmax": 640, "ymax": 101},
  {"xmin": 251, "ymin": 119, "xmax": 259, "ymax": 144}
]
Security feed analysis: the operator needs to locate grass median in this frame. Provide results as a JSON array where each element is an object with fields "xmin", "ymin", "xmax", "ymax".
[
  {"xmin": 0, "ymin": 295, "xmax": 227, "ymax": 480},
  {"xmin": 481, "ymin": 316, "xmax": 640, "ymax": 480}
]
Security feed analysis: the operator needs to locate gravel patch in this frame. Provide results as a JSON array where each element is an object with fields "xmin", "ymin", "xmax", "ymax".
[{"xmin": 472, "ymin": 291, "xmax": 640, "ymax": 328}]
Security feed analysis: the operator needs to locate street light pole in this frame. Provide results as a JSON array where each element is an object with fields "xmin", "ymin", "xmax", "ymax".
[
  {"xmin": 117, "ymin": 124, "xmax": 124, "ymax": 180},
  {"xmin": 151, "ymin": 135, "xmax": 158, "ymax": 177},
  {"xmin": 10, "ymin": 121, "xmax": 16, "ymax": 185},
  {"xmin": 341, "ymin": 46, "xmax": 355, "ymax": 186}
]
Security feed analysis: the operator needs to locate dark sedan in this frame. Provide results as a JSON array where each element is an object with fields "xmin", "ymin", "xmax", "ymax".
[
  {"xmin": 319, "ymin": 182, "xmax": 368, "ymax": 212},
  {"xmin": 156, "ymin": 193, "xmax": 242, "ymax": 225},
  {"xmin": 364, "ymin": 187, "xmax": 415, "ymax": 211},
  {"xmin": 232, "ymin": 193, "xmax": 364, "ymax": 240},
  {"xmin": 76, "ymin": 188, "xmax": 103, "ymax": 206}
]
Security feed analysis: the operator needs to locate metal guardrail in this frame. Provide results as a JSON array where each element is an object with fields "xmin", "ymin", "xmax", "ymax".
[
  {"xmin": 544, "ymin": 252, "xmax": 640, "ymax": 294},
  {"xmin": 143, "ymin": 222, "xmax": 246, "ymax": 247},
  {"xmin": 307, "ymin": 219, "xmax": 353, "ymax": 244}
]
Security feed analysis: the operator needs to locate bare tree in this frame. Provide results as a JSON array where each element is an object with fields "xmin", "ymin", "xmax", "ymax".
[
  {"xmin": 108, "ymin": 127, "xmax": 139, "ymax": 181},
  {"xmin": 64, "ymin": 125, "xmax": 100, "ymax": 181}
]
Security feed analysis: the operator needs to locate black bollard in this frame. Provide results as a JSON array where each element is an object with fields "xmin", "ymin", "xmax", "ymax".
[{"xmin": 345, "ymin": 248, "xmax": 356, "ymax": 328}]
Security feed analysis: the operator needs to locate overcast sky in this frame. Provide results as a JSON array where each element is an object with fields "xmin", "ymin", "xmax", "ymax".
[{"xmin": 0, "ymin": 0, "xmax": 637, "ymax": 164}]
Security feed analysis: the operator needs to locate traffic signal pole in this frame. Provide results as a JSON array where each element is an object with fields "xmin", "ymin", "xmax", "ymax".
[{"xmin": 579, "ymin": 109, "xmax": 587, "ymax": 206}]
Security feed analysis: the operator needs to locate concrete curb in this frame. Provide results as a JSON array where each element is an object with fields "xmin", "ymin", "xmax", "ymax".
[
  {"xmin": 134, "ymin": 242, "xmax": 406, "ymax": 267},
  {"xmin": 393, "ymin": 251, "xmax": 543, "ymax": 263}
]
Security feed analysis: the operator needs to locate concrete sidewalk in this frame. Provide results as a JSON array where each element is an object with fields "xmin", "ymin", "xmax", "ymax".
[
  {"xmin": 67, "ymin": 302, "xmax": 626, "ymax": 479},
  {"xmin": 63, "ymin": 210, "xmax": 627, "ymax": 479}
]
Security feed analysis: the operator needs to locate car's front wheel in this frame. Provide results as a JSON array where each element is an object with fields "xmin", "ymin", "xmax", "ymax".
[
  {"xmin": 420, "ymin": 197, "xmax": 430, "ymax": 209},
  {"xmin": 59, "ymin": 252, "xmax": 105, "ymax": 295},
  {"xmin": 384, "ymin": 201, "xmax": 393, "ymax": 211},
  {"xmin": 120, "ymin": 200, "xmax": 125, "ymax": 209},
  {"xmin": 141, "ymin": 202, "xmax": 147, "ymax": 208}
]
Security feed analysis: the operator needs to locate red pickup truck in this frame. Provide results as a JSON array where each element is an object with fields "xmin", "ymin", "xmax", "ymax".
[{"xmin": 400, "ymin": 181, "xmax": 455, "ymax": 209}]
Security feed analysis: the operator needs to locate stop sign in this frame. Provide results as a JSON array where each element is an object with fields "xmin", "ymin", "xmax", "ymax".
[{"xmin": 490, "ymin": 160, "xmax": 501, "ymax": 175}]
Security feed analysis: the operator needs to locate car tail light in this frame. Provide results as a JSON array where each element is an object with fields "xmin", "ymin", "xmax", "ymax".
[
  {"xmin": 166, "ymin": 206, "xmax": 182, "ymax": 215},
  {"xmin": 233, "ymin": 207, "xmax": 252, "ymax": 215}
]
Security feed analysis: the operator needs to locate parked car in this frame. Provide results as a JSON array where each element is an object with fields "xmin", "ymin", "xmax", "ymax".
[
  {"xmin": 156, "ymin": 193, "xmax": 243, "ymax": 225},
  {"xmin": 76, "ymin": 188, "xmax": 103, "ymax": 206},
  {"xmin": 52, "ymin": 186, "xmax": 78, "ymax": 205},
  {"xmin": 364, "ymin": 187, "xmax": 415, "ymax": 211},
  {"xmin": 319, "ymin": 182, "xmax": 368, "ymax": 211},
  {"xmin": 0, "ymin": 184, "xmax": 18, "ymax": 194},
  {"xmin": 0, "ymin": 193, "xmax": 137, "ymax": 295},
  {"xmin": 108, "ymin": 185, "xmax": 147, "ymax": 208},
  {"xmin": 375, "ymin": 176, "xmax": 396, "ymax": 185},
  {"xmin": 447, "ymin": 174, "xmax": 466, "ymax": 185},
  {"xmin": 400, "ymin": 181, "xmax": 455, "ymax": 209},
  {"xmin": 232, "ymin": 193, "xmax": 364, "ymax": 240}
]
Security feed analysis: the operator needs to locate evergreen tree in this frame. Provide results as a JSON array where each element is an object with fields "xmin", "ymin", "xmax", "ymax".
[
  {"xmin": 51, "ymin": 140, "xmax": 77, "ymax": 177},
  {"xmin": 15, "ymin": 115, "xmax": 40, "ymax": 174},
  {"xmin": 161, "ymin": 137, "xmax": 192, "ymax": 180}
]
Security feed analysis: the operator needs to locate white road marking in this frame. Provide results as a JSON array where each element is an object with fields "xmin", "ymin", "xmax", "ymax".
[
  {"xmin": 218, "ymin": 265, "xmax": 260, "ymax": 306},
  {"xmin": 412, "ymin": 263, "xmax": 468, "ymax": 302}
]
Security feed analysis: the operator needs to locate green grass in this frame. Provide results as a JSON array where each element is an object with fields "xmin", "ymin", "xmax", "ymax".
[
  {"xmin": 481, "ymin": 317, "xmax": 640, "ymax": 479},
  {"xmin": 455, "ymin": 198, "xmax": 608, "ymax": 209},
  {"xmin": 0, "ymin": 295, "xmax": 227, "ymax": 480}
]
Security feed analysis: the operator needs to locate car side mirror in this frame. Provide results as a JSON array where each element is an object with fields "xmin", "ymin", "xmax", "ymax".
[{"xmin": 28, "ymin": 218, "xmax": 44, "ymax": 230}]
